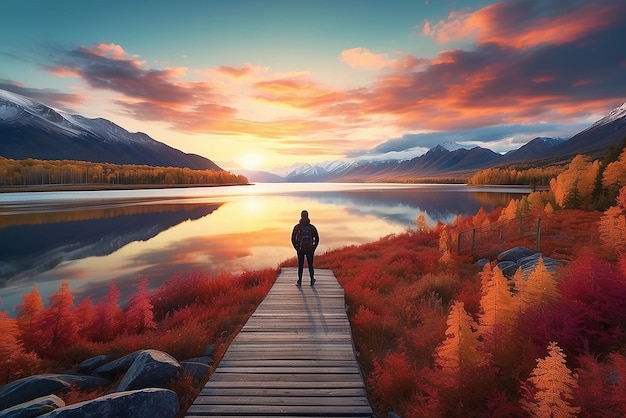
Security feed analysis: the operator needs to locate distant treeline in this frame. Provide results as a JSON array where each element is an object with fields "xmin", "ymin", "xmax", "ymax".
[{"xmin": 0, "ymin": 157, "xmax": 248, "ymax": 187}]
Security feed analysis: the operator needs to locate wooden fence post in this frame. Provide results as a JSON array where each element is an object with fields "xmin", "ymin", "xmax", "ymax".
[{"xmin": 536, "ymin": 217, "xmax": 541, "ymax": 252}]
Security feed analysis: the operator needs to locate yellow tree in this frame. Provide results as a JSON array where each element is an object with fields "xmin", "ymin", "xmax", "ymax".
[
  {"xmin": 599, "ymin": 186, "xmax": 626, "ymax": 253},
  {"xmin": 523, "ymin": 341, "xmax": 580, "ymax": 417},
  {"xmin": 434, "ymin": 301, "xmax": 486, "ymax": 386},
  {"xmin": 479, "ymin": 264, "xmax": 519, "ymax": 373},
  {"xmin": 515, "ymin": 258, "xmax": 561, "ymax": 313},
  {"xmin": 498, "ymin": 199, "xmax": 519, "ymax": 221}
]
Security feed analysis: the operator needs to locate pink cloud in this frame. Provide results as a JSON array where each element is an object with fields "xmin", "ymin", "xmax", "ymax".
[
  {"xmin": 340, "ymin": 47, "xmax": 396, "ymax": 70},
  {"xmin": 426, "ymin": 1, "xmax": 624, "ymax": 49}
]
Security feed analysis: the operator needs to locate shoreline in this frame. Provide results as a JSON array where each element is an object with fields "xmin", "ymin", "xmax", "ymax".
[{"xmin": 0, "ymin": 182, "xmax": 252, "ymax": 193}]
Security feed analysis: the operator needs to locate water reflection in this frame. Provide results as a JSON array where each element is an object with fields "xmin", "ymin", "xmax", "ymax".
[{"xmin": 0, "ymin": 183, "xmax": 528, "ymax": 315}]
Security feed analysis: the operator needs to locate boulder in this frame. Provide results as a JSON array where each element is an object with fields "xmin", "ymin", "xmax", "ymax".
[
  {"xmin": 183, "ymin": 356, "xmax": 213, "ymax": 365},
  {"xmin": 475, "ymin": 258, "xmax": 490, "ymax": 268},
  {"xmin": 0, "ymin": 375, "xmax": 71, "ymax": 410},
  {"xmin": 78, "ymin": 354, "xmax": 112, "ymax": 374},
  {"xmin": 38, "ymin": 388, "xmax": 179, "ymax": 418},
  {"xmin": 0, "ymin": 395, "xmax": 64, "ymax": 418},
  {"xmin": 180, "ymin": 361, "xmax": 210, "ymax": 382},
  {"xmin": 497, "ymin": 246, "xmax": 536, "ymax": 263},
  {"xmin": 496, "ymin": 261, "xmax": 518, "ymax": 278},
  {"xmin": 116, "ymin": 350, "xmax": 183, "ymax": 392},
  {"xmin": 50, "ymin": 375, "xmax": 111, "ymax": 391},
  {"xmin": 92, "ymin": 351, "xmax": 142, "ymax": 379}
]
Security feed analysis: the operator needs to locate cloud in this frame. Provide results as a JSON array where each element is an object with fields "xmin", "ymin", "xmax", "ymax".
[
  {"xmin": 424, "ymin": 0, "xmax": 623, "ymax": 49},
  {"xmin": 340, "ymin": 47, "xmax": 397, "ymax": 70},
  {"xmin": 0, "ymin": 78, "xmax": 86, "ymax": 111}
]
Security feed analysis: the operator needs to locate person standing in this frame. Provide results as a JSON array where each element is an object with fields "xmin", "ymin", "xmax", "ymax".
[{"xmin": 291, "ymin": 210, "xmax": 319, "ymax": 286}]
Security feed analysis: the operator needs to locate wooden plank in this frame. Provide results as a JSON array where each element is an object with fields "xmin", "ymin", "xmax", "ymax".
[{"xmin": 185, "ymin": 268, "xmax": 372, "ymax": 417}]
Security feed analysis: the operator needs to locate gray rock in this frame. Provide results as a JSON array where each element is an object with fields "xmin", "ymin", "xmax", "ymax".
[
  {"xmin": 116, "ymin": 350, "xmax": 183, "ymax": 392},
  {"xmin": 496, "ymin": 261, "xmax": 518, "ymax": 278},
  {"xmin": 180, "ymin": 361, "xmax": 210, "ymax": 382},
  {"xmin": 77, "ymin": 354, "xmax": 111, "ymax": 374},
  {"xmin": 0, "ymin": 395, "xmax": 64, "ymax": 418},
  {"xmin": 0, "ymin": 375, "xmax": 71, "ymax": 410},
  {"xmin": 50, "ymin": 375, "xmax": 110, "ymax": 391},
  {"xmin": 475, "ymin": 258, "xmax": 490, "ymax": 268},
  {"xmin": 182, "ymin": 356, "xmax": 213, "ymax": 365},
  {"xmin": 38, "ymin": 388, "xmax": 179, "ymax": 418},
  {"xmin": 92, "ymin": 351, "xmax": 141, "ymax": 379},
  {"xmin": 497, "ymin": 246, "xmax": 536, "ymax": 263}
]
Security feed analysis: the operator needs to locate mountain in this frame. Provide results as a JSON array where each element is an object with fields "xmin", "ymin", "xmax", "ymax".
[
  {"xmin": 498, "ymin": 137, "xmax": 568, "ymax": 165},
  {"xmin": 0, "ymin": 89, "xmax": 222, "ymax": 170},
  {"xmin": 280, "ymin": 102, "xmax": 626, "ymax": 182}
]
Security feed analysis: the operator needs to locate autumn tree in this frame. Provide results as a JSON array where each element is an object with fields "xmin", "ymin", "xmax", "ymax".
[
  {"xmin": 124, "ymin": 278, "xmax": 157, "ymax": 334},
  {"xmin": 434, "ymin": 301, "xmax": 486, "ymax": 387},
  {"xmin": 415, "ymin": 213, "xmax": 430, "ymax": 233},
  {"xmin": 599, "ymin": 185, "xmax": 626, "ymax": 253},
  {"xmin": 0, "ymin": 307, "xmax": 38, "ymax": 384},
  {"xmin": 432, "ymin": 300, "xmax": 490, "ymax": 415},
  {"xmin": 74, "ymin": 297, "xmax": 97, "ymax": 338},
  {"xmin": 88, "ymin": 282, "xmax": 123, "ymax": 342},
  {"xmin": 515, "ymin": 257, "xmax": 561, "ymax": 313},
  {"xmin": 550, "ymin": 155, "xmax": 599, "ymax": 209},
  {"xmin": 16, "ymin": 284, "xmax": 44, "ymax": 350},
  {"xmin": 498, "ymin": 199, "xmax": 519, "ymax": 221},
  {"xmin": 31, "ymin": 280, "xmax": 78, "ymax": 356},
  {"xmin": 479, "ymin": 265, "xmax": 517, "ymax": 345},
  {"xmin": 522, "ymin": 341, "xmax": 580, "ymax": 417}
]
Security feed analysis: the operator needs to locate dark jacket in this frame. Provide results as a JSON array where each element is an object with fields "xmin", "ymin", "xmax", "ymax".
[{"xmin": 291, "ymin": 218, "xmax": 319, "ymax": 253}]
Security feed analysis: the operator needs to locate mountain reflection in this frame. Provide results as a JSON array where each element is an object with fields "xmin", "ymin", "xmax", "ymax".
[{"xmin": 0, "ymin": 203, "xmax": 221, "ymax": 286}]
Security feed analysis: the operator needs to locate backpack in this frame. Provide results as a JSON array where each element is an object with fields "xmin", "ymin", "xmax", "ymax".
[{"xmin": 299, "ymin": 224, "xmax": 314, "ymax": 253}]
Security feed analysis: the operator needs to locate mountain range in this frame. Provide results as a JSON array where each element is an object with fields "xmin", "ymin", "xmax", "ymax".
[
  {"xmin": 246, "ymin": 101, "xmax": 626, "ymax": 182},
  {"xmin": 0, "ymin": 89, "xmax": 222, "ymax": 171},
  {"xmin": 1, "ymin": 88, "xmax": 625, "ymax": 182}
]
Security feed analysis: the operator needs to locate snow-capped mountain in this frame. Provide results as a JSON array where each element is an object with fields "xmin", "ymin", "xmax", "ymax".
[{"xmin": 0, "ymin": 89, "xmax": 222, "ymax": 170}]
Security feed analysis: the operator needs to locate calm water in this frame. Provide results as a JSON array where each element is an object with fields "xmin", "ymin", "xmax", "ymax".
[{"xmin": 0, "ymin": 183, "xmax": 529, "ymax": 315}]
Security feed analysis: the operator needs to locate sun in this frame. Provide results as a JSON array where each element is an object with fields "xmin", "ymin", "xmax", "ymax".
[{"xmin": 239, "ymin": 153, "xmax": 262, "ymax": 170}]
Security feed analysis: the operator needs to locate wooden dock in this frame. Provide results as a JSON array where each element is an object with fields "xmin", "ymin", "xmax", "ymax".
[{"xmin": 186, "ymin": 267, "xmax": 373, "ymax": 417}]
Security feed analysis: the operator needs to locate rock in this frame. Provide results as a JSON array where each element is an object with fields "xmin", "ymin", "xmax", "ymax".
[
  {"xmin": 0, "ymin": 375, "xmax": 71, "ymax": 410},
  {"xmin": 475, "ymin": 258, "xmax": 490, "ymax": 268},
  {"xmin": 180, "ymin": 361, "xmax": 210, "ymax": 382},
  {"xmin": 496, "ymin": 261, "xmax": 518, "ymax": 278},
  {"xmin": 0, "ymin": 373, "xmax": 111, "ymax": 411},
  {"xmin": 51, "ymin": 375, "xmax": 111, "ymax": 391},
  {"xmin": 183, "ymin": 356, "xmax": 213, "ymax": 365},
  {"xmin": 78, "ymin": 354, "xmax": 112, "ymax": 374},
  {"xmin": 92, "ymin": 351, "xmax": 142, "ymax": 379},
  {"xmin": 0, "ymin": 395, "xmax": 65, "ymax": 418},
  {"xmin": 116, "ymin": 350, "xmax": 183, "ymax": 392},
  {"xmin": 38, "ymin": 388, "xmax": 179, "ymax": 418},
  {"xmin": 497, "ymin": 246, "xmax": 536, "ymax": 263}
]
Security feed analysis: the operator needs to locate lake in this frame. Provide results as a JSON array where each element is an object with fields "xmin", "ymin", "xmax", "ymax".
[{"xmin": 0, "ymin": 183, "xmax": 530, "ymax": 315}]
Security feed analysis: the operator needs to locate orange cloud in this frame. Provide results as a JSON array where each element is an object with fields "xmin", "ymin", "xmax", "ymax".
[
  {"xmin": 340, "ymin": 47, "xmax": 396, "ymax": 70},
  {"xmin": 426, "ymin": 1, "xmax": 623, "ymax": 49}
]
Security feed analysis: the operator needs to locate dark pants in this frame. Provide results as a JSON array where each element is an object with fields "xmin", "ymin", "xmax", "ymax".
[{"xmin": 297, "ymin": 251, "xmax": 314, "ymax": 281}]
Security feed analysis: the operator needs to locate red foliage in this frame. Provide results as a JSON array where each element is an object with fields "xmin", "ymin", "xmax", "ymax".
[
  {"xmin": 123, "ymin": 277, "xmax": 156, "ymax": 334},
  {"xmin": 558, "ymin": 250, "xmax": 626, "ymax": 354},
  {"xmin": 31, "ymin": 280, "xmax": 79, "ymax": 357},
  {"xmin": 368, "ymin": 352, "xmax": 420, "ymax": 412},
  {"xmin": 88, "ymin": 282, "xmax": 123, "ymax": 342}
]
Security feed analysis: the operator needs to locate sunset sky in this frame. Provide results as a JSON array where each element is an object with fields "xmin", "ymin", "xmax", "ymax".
[{"xmin": 1, "ymin": 0, "xmax": 625, "ymax": 171}]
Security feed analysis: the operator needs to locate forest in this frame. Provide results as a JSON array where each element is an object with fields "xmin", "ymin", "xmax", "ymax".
[
  {"xmin": 0, "ymin": 157, "xmax": 248, "ymax": 187},
  {"xmin": 1, "ymin": 146, "xmax": 626, "ymax": 416}
]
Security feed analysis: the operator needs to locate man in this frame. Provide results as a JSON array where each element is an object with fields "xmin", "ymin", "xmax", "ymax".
[{"xmin": 291, "ymin": 210, "xmax": 319, "ymax": 286}]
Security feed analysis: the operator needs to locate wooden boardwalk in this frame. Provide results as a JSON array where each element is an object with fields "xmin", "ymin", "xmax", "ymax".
[{"xmin": 186, "ymin": 268, "xmax": 373, "ymax": 417}]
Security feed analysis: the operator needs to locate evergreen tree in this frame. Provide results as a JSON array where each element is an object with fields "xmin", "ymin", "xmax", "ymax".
[
  {"xmin": 523, "ymin": 341, "xmax": 580, "ymax": 417},
  {"xmin": 124, "ymin": 278, "xmax": 157, "ymax": 334}
]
